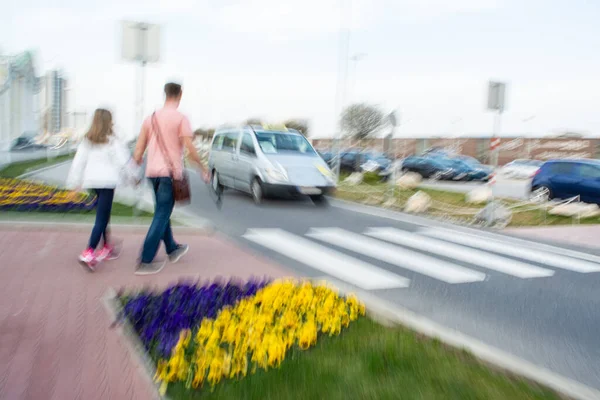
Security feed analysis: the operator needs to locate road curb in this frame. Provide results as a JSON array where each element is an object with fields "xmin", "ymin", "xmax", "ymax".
[
  {"xmin": 102, "ymin": 288, "xmax": 164, "ymax": 400},
  {"xmin": 311, "ymin": 276, "xmax": 600, "ymax": 400},
  {"xmin": 0, "ymin": 220, "xmax": 215, "ymax": 235}
]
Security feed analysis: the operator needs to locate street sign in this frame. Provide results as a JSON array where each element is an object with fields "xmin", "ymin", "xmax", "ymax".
[
  {"xmin": 121, "ymin": 21, "xmax": 161, "ymax": 63},
  {"xmin": 487, "ymin": 81, "xmax": 506, "ymax": 112}
]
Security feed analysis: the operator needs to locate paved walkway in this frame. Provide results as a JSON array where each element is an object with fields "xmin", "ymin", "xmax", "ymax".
[
  {"xmin": 507, "ymin": 224, "xmax": 600, "ymax": 249},
  {"xmin": 0, "ymin": 224, "xmax": 292, "ymax": 400}
]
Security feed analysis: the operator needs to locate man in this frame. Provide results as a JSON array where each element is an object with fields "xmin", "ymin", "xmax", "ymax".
[{"xmin": 133, "ymin": 82, "xmax": 209, "ymax": 275}]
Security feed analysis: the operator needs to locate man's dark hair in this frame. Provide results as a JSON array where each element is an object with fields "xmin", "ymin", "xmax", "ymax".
[{"xmin": 164, "ymin": 82, "xmax": 182, "ymax": 99}]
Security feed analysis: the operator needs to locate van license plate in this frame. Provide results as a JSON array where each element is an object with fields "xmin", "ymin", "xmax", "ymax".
[{"xmin": 299, "ymin": 187, "xmax": 322, "ymax": 195}]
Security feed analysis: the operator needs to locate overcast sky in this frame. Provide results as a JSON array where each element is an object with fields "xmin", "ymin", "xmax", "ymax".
[{"xmin": 2, "ymin": 0, "xmax": 599, "ymax": 140}]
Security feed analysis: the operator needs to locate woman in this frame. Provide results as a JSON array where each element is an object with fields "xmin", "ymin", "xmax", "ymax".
[{"xmin": 67, "ymin": 109, "xmax": 138, "ymax": 270}]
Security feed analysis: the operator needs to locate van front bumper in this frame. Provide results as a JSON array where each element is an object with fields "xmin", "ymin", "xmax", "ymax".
[{"xmin": 262, "ymin": 183, "xmax": 336, "ymax": 197}]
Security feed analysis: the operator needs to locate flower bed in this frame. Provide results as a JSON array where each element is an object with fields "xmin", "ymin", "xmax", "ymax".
[
  {"xmin": 0, "ymin": 178, "xmax": 97, "ymax": 212},
  {"xmin": 117, "ymin": 279, "xmax": 365, "ymax": 396}
]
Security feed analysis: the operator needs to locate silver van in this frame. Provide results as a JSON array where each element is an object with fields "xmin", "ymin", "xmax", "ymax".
[{"xmin": 208, "ymin": 125, "xmax": 336, "ymax": 204}]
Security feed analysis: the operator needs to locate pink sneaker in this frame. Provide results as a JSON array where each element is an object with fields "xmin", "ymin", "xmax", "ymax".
[
  {"xmin": 96, "ymin": 246, "xmax": 114, "ymax": 262},
  {"xmin": 79, "ymin": 248, "xmax": 97, "ymax": 271}
]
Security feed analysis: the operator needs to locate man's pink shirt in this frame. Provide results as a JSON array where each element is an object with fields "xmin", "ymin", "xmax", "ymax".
[{"xmin": 142, "ymin": 103, "xmax": 193, "ymax": 179}]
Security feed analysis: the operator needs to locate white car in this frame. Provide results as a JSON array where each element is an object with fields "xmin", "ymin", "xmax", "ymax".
[{"xmin": 500, "ymin": 159, "xmax": 543, "ymax": 179}]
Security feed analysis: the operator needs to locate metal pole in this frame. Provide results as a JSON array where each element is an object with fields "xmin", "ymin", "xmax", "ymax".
[
  {"xmin": 334, "ymin": 0, "xmax": 351, "ymax": 182},
  {"xmin": 134, "ymin": 23, "xmax": 148, "ymax": 219},
  {"xmin": 487, "ymin": 110, "xmax": 502, "ymax": 227}
]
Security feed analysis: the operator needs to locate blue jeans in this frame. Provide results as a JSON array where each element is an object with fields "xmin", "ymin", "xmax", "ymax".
[
  {"xmin": 89, "ymin": 188, "xmax": 114, "ymax": 249},
  {"xmin": 141, "ymin": 177, "xmax": 178, "ymax": 263}
]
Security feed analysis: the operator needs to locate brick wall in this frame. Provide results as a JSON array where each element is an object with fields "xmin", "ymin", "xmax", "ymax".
[{"xmin": 311, "ymin": 137, "xmax": 599, "ymax": 165}]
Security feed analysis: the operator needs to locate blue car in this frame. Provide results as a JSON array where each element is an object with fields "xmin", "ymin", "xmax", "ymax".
[
  {"xmin": 530, "ymin": 159, "xmax": 600, "ymax": 204},
  {"xmin": 453, "ymin": 156, "xmax": 493, "ymax": 181},
  {"xmin": 423, "ymin": 154, "xmax": 491, "ymax": 181},
  {"xmin": 401, "ymin": 156, "xmax": 459, "ymax": 180}
]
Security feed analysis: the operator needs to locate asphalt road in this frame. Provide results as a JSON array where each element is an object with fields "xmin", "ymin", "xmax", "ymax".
[
  {"xmin": 29, "ymin": 162, "xmax": 600, "ymax": 392},
  {"xmin": 182, "ymin": 171, "xmax": 600, "ymax": 392}
]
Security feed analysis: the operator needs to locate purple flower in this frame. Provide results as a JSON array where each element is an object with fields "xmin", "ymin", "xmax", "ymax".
[{"xmin": 119, "ymin": 278, "xmax": 269, "ymax": 358}]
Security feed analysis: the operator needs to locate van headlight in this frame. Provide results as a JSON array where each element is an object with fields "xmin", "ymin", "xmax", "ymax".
[
  {"xmin": 316, "ymin": 164, "xmax": 335, "ymax": 182},
  {"xmin": 264, "ymin": 166, "xmax": 288, "ymax": 182}
]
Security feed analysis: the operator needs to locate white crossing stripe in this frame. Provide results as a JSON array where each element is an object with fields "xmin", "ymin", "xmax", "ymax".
[
  {"xmin": 243, "ymin": 229, "xmax": 410, "ymax": 290},
  {"xmin": 455, "ymin": 229, "xmax": 600, "ymax": 264},
  {"xmin": 366, "ymin": 227, "xmax": 554, "ymax": 279},
  {"xmin": 307, "ymin": 228, "xmax": 486, "ymax": 284},
  {"xmin": 422, "ymin": 228, "xmax": 600, "ymax": 273}
]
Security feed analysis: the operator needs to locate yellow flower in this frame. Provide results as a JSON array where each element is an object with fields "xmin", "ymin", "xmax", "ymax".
[{"xmin": 151, "ymin": 281, "xmax": 366, "ymax": 389}]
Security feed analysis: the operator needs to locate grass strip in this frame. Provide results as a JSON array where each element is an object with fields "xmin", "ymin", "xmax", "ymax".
[
  {"xmin": 335, "ymin": 181, "xmax": 599, "ymax": 227},
  {"xmin": 0, "ymin": 153, "xmax": 75, "ymax": 179},
  {"xmin": 165, "ymin": 318, "xmax": 561, "ymax": 400}
]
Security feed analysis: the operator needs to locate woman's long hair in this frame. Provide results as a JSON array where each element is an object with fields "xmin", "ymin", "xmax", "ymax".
[{"xmin": 85, "ymin": 109, "xmax": 113, "ymax": 144}]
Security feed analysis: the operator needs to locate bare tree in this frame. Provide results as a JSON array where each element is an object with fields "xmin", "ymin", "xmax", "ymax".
[
  {"xmin": 283, "ymin": 119, "xmax": 309, "ymax": 136},
  {"xmin": 340, "ymin": 103, "xmax": 386, "ymax": 140}
]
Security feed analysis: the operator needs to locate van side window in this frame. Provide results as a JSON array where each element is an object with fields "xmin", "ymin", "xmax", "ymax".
[
  {"xmin": 222, "ymin": 132, "xmax": 239, "ymax": 153},
  {"xmin": 240, "ymin": 133, "xmax": 256, "ymax": 156},
  {"xmin": 212, "ymin": 134, "xmax": 224, "ymax": 150}
]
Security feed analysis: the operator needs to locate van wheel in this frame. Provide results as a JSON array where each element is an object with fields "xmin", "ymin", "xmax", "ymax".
[
  {"xmin": 251, "ymin": 178, "xmax": 263, "ymax": 205},
  {"xmin": 211, "ymin": 170, "xmax": 223, "ymax": 192},
  {"xmin": 310, "ymin": 194, "xmax": 327, "ymax": 206}
]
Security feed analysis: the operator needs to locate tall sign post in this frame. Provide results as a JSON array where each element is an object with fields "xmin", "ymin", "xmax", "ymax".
[
  {"xmin": 486, "ymin": 81, "xmax": 506, "ymax": 225},
  {"xmin": 121, "ymin": 21, "xmax": 160, "ymax": 218},
  {"xmin": 386, "ymin": 111, "xmax": 398, "ymax": 201},
  {"xmin": 487, "ymin": 81, "xmax": 506, "ymax": 184},
  {"xmin": 121, "ymin": 21, "xmax": 160, "ymax": 137}
]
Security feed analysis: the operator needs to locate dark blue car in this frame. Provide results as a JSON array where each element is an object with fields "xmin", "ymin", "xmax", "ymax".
[
  {"xmin": 530, "ymin": 159, "xmax": 600, "ymax": 204},
  {"xmin": 423, "ymin": 154, "xmax": 491, "ymax": 181},
  {"xmin": 401, "ymin": 156, "xmax": 459, "ymax": 180}
]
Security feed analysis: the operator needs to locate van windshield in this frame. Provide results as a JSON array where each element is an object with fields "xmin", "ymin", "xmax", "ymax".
[{"xmin": 255, "ymin": 132, "xmax": 316, "ymax": 155}]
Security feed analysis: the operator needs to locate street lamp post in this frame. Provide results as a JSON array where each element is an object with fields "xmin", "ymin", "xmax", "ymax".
[{"xmin": 348, "ymin": 53, "xmax": 366, "ymax": 104}]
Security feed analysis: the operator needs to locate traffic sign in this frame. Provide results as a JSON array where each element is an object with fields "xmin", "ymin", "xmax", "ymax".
[{"xmin": 487, "ymin": 81, "xmax": 506, "ymax": 112}]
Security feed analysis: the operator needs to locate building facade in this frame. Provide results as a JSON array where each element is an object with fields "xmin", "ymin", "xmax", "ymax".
[
  {"xmin": 311, "ymin": 137, "xmax": 600, "ymax": 165},
  {"xmin": 0, "ymin": 51, "xmax": 38, "ymax": 148},
  {"xmin": 39, "ymin": 70, "xmax": 68, "ymax": 134}
]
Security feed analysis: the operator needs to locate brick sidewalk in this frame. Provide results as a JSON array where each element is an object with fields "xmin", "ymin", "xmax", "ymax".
[{"xmin": 0, "ymin": 225, "xmax": 292, "ymax": 400}]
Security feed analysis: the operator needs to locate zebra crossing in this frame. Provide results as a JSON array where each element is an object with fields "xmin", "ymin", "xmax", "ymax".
[{"xmin": 243, "ymin": 227, "xmax": 600, "ymax": 291}]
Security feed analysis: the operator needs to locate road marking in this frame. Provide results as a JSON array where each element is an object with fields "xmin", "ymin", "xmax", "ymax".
[
  {"xmin": 243, "ymin": 229, "xmax": 409, "ymax": 290},
  {"xmin": 366, "ymin": 227, "xmax": 554, "ymax": 279},
  {"xmin": 306, "ymin": 228, "xmax": 486, "ymax": 284},
  {"xmin": 464, "ymin": 230, "xmax": 600, "ymax": 264},
  {"xmin": 422, "ymin": 228, "xmax": 600, "ymax": 273}
]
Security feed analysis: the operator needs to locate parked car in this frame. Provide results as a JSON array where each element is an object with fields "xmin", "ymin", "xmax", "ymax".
[
  {"xmin": 317, "ymin": 150, "xmax": 335, "ymax": 167},
  {"xmin": 400, "ymin": 156, "xmax": 459, "ymax": 180},
  {"xmin": 500, "ymin": 159, "xmax": 543, "ymax": 179},
  {"xmin": 423, "ymin": 154, "xmax": 491, "ymax": 181},
  {"xmin": 530, "ymin": 159, "xmax": 600, "ymax": 204},
  {"xmin": 10, "ymin": 132, "xmax": 46, "ymax": 151},
  {"xmin": 208, "ymin": 126, "xmax": 336, "ymax": 204},
  {"xmin": 339, "ymin": 150, "xmax": 392, "ymax": 173}
]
